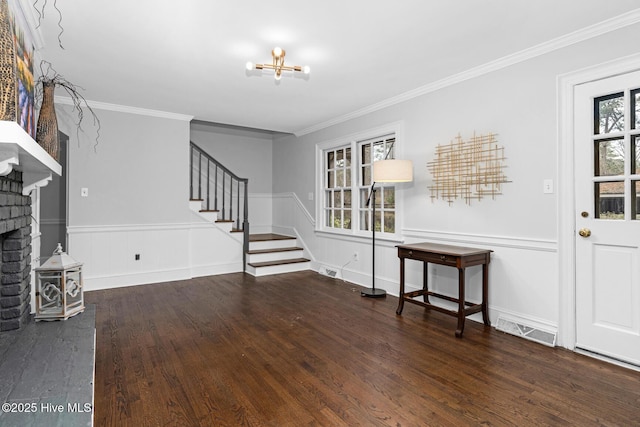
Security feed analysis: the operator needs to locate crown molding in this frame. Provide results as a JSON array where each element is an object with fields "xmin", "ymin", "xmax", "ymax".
[
  {"xmin": 54, "ymin": 96, "xmax": 194, "ymax": 122},
  {"xmin": 293, "ymin": 8, "xmax": 640, "ymax": 137}
]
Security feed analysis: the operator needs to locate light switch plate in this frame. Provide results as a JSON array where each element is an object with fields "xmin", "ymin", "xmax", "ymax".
[
  {"xmin": 543, "ymin": 179, "xmax": 553, "ymax": 194},
  {"xmin": 81, "ymin": 188, "xmax": 88, "ymax": 197}
]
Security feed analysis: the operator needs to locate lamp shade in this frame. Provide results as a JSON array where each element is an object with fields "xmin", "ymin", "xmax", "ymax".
[{"xmin": 373, "ymin": 159, "xmax": 413, "ymax": 182}]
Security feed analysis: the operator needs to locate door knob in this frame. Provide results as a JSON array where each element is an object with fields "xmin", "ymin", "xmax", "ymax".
[{"xmin": 578, "ymin": 228, "xmax": 591, "ymax": 237}]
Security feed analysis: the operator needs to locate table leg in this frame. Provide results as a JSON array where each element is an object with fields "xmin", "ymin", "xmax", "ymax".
[
  {"xmin": 455, "ymin": 267, "xmax": 466, "ymax": 338},
  {"xmin": 396, "ymin": 257, "xmax": 405, "ymax": 315},
  {"xmin": 423, "ymin": 262, "xmax": 429, "ymax": 303},
  {"xmin": 482, "ymin": 262, "xmax": 490, "ymax": 326}
]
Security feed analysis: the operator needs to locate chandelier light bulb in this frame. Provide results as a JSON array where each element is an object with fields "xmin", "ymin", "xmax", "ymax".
[
  {"xmin": 245, "ymin": 61, "xmax": 254, "ymax": 71},
  {"xmin": 273, "ymin": 46, "xmax": 283, "ymax": 57},
  {"xmin": 303, "ymin": 65, "xmax": 311, "ymax": 74},
  {"xmin": 274, "ymin": 72, "xmax": 282, "ymax": 81}
]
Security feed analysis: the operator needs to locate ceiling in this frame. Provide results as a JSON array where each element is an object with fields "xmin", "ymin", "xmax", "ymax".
[{"xmin": 25, "ymin": 1, "xmax": 640, "ymax": 135}]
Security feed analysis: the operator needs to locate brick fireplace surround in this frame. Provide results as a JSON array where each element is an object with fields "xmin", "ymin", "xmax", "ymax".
[{"xmin": 0, "ymin": 170, "xmax": 32, "ymax": 332}]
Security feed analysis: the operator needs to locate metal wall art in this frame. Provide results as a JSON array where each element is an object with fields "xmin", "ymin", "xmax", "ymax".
[{"xmin": 427, "ymin": 132, "xmax": 509, "ymax": 205}]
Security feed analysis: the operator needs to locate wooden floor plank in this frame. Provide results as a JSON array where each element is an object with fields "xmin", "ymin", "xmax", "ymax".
[{"xmin": 86, "ymin": 271, "xmax": 640, "ymax": 426}]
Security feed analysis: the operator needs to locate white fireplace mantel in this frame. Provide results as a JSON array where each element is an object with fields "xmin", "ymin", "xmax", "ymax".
[{"xmin": 0, "ymin": 121, "xmax": 62, "ymax": 195}]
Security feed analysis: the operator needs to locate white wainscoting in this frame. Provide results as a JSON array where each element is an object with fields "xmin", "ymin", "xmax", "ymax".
[
  {"xmin": 271, "ymin": 192, "xmax": 560, "ymax": 338},
  {"xmin": 68, "ymin": 223, "xmax": 193, "ymax": 291}
]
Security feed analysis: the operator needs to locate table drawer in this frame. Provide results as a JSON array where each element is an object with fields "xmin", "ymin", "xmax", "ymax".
[{"xmin": 398, "ymin": 248, "xmax": 458, "ymax": 266}]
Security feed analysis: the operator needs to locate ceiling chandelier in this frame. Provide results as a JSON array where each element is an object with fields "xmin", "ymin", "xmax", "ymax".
[{"xmin": 246, "ymin": 47, "xmax": 310, "ymax": 80}]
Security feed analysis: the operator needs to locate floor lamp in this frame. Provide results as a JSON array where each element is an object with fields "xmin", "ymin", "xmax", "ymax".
[{"xmin": 361, "ymin": 159, "xmax": 413, "ymax": 298}]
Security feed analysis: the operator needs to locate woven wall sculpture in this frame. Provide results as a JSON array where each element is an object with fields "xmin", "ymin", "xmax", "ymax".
[{"xmin": 428, "ymin": 132, "xmax": 510, "ymax": 205}]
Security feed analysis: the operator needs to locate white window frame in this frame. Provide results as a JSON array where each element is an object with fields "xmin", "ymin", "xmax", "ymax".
[{"xmin": 315, "ymin": 121, "xmax": 406, "ymax": 241}]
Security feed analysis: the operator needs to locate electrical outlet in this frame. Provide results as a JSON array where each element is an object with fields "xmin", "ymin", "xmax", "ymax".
[
  {"xmin": 135, "ymin": 254, "xmax": 140, "ymax": 261},
  {"xmin": 353, "ymin": 252, "xmax": 359, "ymax": 261}
]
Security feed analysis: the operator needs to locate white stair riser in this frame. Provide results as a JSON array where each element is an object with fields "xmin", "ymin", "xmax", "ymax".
[
  {"xmin": 249, "ymin": 239, "xmax": 297, "ymax": 251},
  {"xmin": 247, "ymin": 250, "xmax": 304, "ymax": 264},
  {"xmin": 247, "ymin": 261, "xmax": 311, "ymax": 277},
  {"xmin": 198, "ymin": 211, "xmax": 219, "ymax": 222}
]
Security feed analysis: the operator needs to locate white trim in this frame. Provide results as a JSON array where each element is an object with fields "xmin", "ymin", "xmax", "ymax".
[
  {"xmin": 67, "ymin": 222, "xmax": 192, "ymax": 234},
  {"xmin": 294, "ymin": 9, "xmax": 640, "ymax": 137},
  {"xmin": 557, "ymin": 52, "xmax": 640, "ymax": 349},
  {"xmin": 402, "ymin": 228, "xmax": 557, "ymax": 252},
  {"xmin": 54, "ymin": 96, "xmax": 194, "ymax": 121},
  {"xmin": 83, "ymin": 267, "xmax": 192, "ymax": 292}
]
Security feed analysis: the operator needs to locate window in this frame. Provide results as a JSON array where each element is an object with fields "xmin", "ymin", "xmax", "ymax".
[{"xmin": 318, "ymin": 128, "xmax": 402, "ymax": 238}]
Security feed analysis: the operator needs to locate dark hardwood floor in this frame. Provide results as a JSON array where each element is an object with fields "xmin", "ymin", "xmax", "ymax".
[{"xmin": 86, "ymin": 271, "xmax": 640, "ymax": 426}]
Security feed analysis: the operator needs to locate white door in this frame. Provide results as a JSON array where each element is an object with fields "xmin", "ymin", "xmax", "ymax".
[{"xmin": 575, "ymin": 71, "xmax": 640, "ymax": 366}]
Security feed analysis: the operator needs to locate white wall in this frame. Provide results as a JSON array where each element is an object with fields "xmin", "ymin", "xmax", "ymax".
[{"xmin": 271, "ymin": 23, "xmax": 640, "ymax": 339}]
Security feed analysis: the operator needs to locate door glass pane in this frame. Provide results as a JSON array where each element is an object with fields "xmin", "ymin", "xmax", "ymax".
[
  {"xmin": 633, "ymin": 136, "xmax": 640, "ymax": 174},
  {"xmin": 595, "ymin": 138, "xmax": 624, "ymax": 176},
  {"xmin": 595, "ymin": 92, "xmax": 624, "ymax": 135},
  {"xmin": 595, "ymin": 181, "xmax": 624, "ymax": 219},
  {"xmin": 633, "ymin": 180, "xmax": 640, "ymax": 220},
  {"xmin": 632, "ymin": 89, "xmax": 640, "ymax": 130}
]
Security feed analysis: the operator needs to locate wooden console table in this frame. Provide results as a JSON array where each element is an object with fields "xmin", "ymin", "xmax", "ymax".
[{"xmin": 395, "ymin": 242, "xmax": 492, "ymax": 337}]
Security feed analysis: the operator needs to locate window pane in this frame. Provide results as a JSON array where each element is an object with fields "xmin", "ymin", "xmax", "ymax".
[
  {"xmin": 384, "ymin": 212, "xmax": 395, "ymax": 233},
  {"xmin": 336, "ymin": 169, "xmax": 344, "ymax": 187},
  {"xmin": 346, "ymin": 169, "xmax": 351, "ymax": 187},
  {"xmin": 327, "ymin": 171, "xmax": 334, "ymax": 188},
  {"xmin": 374, "ymin": 189, "xmax": 382, "ymax": 208},
  {"xmin": 362, "ymin": 144, "xmax": 370, "ymax": 164},
  {"xmin": 373, "ymin": 141, "xmax": 385, "ymax": 161},
  {"xmin": 334, "ymin": 191, "xmax": 342, "ymax": 208},
  {"xmin": 334, "ymin": 211, "xmax": 342, "ymax": 228},
  {"xmin": 595, "ymin": 181, "xmax": 624, "ymax": 219},
  {"xmin": 362, "ymin": 165, "xmax": 371, "ymax": 186},
  {"xmin": 382, "ymin": 187, "xmax": 395, "ymax": 209},
  {"xmin": 632, "ymin": 89, "xmax": 640, "ymax": 130},
  {"xmin": 336, "ymin": 149, "xmax": 344, "ymax": 167},
  {"xmin": 325, "ymin": 191, "xmax": 332, "ymax": 207},
  {"xmin": 325, "ymin": 209, "xmax": 333, "ymax": 228},
  {"xmin": 344, "ymin": 210, "xmax": 352, "ymax": 229},
  {"xmin": 595, "ymin": 138, "xmax": 624, "ymax": 176},
  {"xmin": 327, "ymin": 151, "xmax": 335, "ymax": 169},
  {"xmin": 344, "ymin": 190, "xmax": 351, "ymax": 208},
  {"xmin": 595, "ymin": 93, "xmax": 624, "ymax": 135},
  {"xmin": 360, "ymin": 209, "xmax": 370, "ymax": 231},
  {"xmin": 374, "ymin": 211, "xmax": 381, "ymax": 232},
  {"xmin": 345, "ymin": 147, "xmax": 351, "ymax": 167}
]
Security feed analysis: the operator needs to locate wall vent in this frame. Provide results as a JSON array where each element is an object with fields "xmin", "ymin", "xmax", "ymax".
[
  {"xmin": 319, "ymin": 266, "xmax": 338, "ymax": 278},
  {"xmin": 496, "ymin": 316, "xmax": 557, "ymax": 347}
]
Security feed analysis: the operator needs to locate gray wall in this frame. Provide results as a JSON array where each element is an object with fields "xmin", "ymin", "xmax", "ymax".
[{"xmin": 190, "ymin": 122, "xmax": 274, "ymax": 193}]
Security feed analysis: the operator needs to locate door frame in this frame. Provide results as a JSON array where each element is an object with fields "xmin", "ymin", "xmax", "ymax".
[{"xmin": 558, "ymin": 52, "xmax": 640, "ymax": 350}]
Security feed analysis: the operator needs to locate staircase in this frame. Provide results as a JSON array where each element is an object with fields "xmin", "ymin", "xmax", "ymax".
[
  {"xmin": 246, "ymin": 234, "xmax": 310, "ymax": 276},
  {"xmin": 190, "ymin": 142, "xmax": 310, "ymax": 277}
]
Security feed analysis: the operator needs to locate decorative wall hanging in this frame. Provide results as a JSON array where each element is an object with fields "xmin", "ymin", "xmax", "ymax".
[
  {"xmin": 1, "ymin": 0, "xmax": 36, "ymax": 137},
  {"xmin": 0, "ymin": 0, "xmax": 16, "ymax": 123},
  {"xmin": 427, "ymin": 132, "xmax": 509, "ymax": 205}
]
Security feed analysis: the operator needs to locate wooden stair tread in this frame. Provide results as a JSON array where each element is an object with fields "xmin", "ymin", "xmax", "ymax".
[
  {"xmin": 200, "ymin": 209, "xmax": 219, "ymax": 213},
  {"xmin": 250, "ymin": 233, "xmax": 296, "ymax": 242},
  {"xmin": 230, "ymin": 229, "xmax": 244, "ymax": 233},
  {"xmin": 248, "ymin": 247, "xmax": 303, "ymax": 255},
  {"xmin": 215, "ymin": 219, "xmax": 234, "ymax": 223},
  {"xmin": 248, "ymin": 258, "xmax": 310, "ymax": 268}
]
